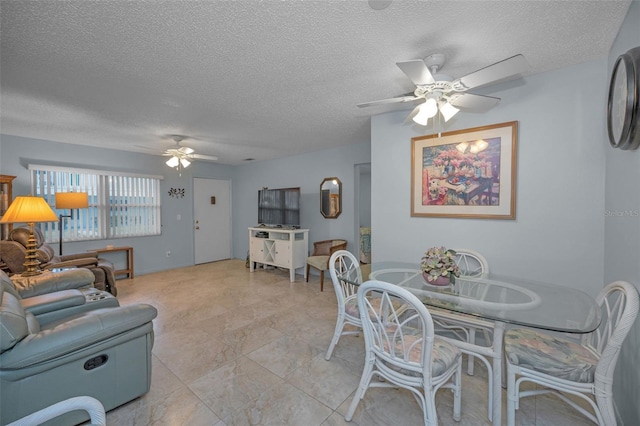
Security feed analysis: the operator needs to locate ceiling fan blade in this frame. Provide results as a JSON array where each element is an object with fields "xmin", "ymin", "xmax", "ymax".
[
  {"xmin": 178, "ymin": 146, "xmax": 194, "ymax": 155},
  {"xmin": 449, "ymin": 93, "xmax": 501, "ymax": 110},
  {"xmin": 456, "ymin": 54, "xmax": 529, "ymax": 90},
  {"xmin": 357, "ymin": 95, "xmax": 419, "ymax": 108},
  {"xmin": 396, "ymin": 60, "xmax": 435, "ymax": 85},
  {"xmin": 190, "ymin": 153, "xmax": 218, "ymax": 162}
]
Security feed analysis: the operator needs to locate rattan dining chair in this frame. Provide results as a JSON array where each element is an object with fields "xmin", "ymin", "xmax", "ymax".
[
  {"xmin": 345, "ymin": 280, "xmax": 462, "ymax": 426},
  {"xmin": 7, "ymin": 396, "xmax": 106, "ymax": 426},
  {"xmin": 453, "ymin": 249, "xmax": 489, "ymax": 279},
  {"xmin": 429, "ymin": 248, "xmax": 494, "ymax": 419},
  {"xmin": 505, "ymin": 280, "xmax": 639, "ymax": 426},
  {"xmin": 447, "ymin": 249, "xmax": 491, "ymax": 372},
  {"xmin": 325, "ymin": 250, "xmax": 363, "ymax": 360},
  {"xmin": 326, "ymin": 250, "xmax": 406, "ymax": 361}
]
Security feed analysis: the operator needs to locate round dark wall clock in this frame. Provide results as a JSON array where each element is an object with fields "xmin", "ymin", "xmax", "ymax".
[{"xmin": 607, "ymin": 46, "xmax": 640, "ymax": 150}]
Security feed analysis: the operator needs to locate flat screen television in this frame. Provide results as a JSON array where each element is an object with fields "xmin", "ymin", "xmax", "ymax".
[{"xmin": 258, "ymin": 187, "xmax": 301, "ymax": 228}]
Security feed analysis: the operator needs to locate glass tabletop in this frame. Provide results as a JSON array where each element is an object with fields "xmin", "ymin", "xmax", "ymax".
[{"xmin": 347, "ymin": 262, "xmax": 601, "ymax": 334}]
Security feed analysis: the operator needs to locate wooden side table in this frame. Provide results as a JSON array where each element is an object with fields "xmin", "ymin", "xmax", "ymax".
[{"xmin": 89, "ymin": 246, "xmax": 134, "ymax": 279}]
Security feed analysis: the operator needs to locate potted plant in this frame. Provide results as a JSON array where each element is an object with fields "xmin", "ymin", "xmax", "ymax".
[{"xmin": 421, "ymin": 246, "xmax": 461, "ymax": 286}]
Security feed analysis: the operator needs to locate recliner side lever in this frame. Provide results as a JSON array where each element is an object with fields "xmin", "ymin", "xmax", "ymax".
[{"xmin": 84, "ymin": 354, "xmax": 108, "ymax": 370}]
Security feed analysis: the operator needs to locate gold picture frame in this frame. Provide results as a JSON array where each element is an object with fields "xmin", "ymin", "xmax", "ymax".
[{"xmin": 411, "ymin": 121, "xmax": 518, "ymax": 219}]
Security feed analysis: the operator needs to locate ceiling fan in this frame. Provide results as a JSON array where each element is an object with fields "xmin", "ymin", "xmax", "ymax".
[
  {"xmin": 162, "ymin": 135, "xmax": 218, "ymax": 169},
  {"xmin": 358, "ymin": 53, "xmax": 530, "ymax": 126}
]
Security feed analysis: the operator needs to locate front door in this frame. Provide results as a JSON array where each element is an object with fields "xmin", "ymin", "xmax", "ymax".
[{"xmin": 194, "ymin": 178, "xmax": 231, "ymax": 264}]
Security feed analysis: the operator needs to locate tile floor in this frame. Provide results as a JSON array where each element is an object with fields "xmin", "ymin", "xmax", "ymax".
[{"xmin": 106, "ymin": 260, "xmax": 590, "ymax": 425}]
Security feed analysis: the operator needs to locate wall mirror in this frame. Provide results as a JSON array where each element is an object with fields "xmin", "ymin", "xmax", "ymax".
[{"xmin": 320, "ymin": 177, "xmax": 342, "ymax": 218}]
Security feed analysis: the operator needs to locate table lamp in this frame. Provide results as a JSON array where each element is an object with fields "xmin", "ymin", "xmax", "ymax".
[
  {"xmin": 55, "ymin": 192, "xmax": 89, "ymax": 255},
  {"xmin": 0, "ymin": 195, "xmax": 59, "ymax": 276}
]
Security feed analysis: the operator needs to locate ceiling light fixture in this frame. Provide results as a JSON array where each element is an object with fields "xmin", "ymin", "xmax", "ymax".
[
  {"xmin": 165, "ymin": 156, "xmax": 179, "ymax": 168},
  {"xmin": 438, "ymin": 100, "xmax": 460, "ymax": 122},
  {"xmin": 412, "ymin": 98, "xmax": 439, "ymax": 126},
  {"xmin": 360, "ymin": 53, "xmax": 529, "ymax": 128},
  {"xmin": 412, "ymin": 95, "xmax": 460, "ymax": 126}
]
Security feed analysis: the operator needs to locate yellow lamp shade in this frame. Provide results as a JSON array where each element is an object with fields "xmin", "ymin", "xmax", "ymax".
[
  {"xmin": 55, "ymin": 192, "xmax": 89, "ymax": 209},
  {"xmin": 0, "ymin": 195, "xmax": 58, "ymax": 223}
]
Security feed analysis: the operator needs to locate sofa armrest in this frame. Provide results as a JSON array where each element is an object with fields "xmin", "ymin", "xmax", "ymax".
[
  {"xmin": 11, "ymin": 269, "xmax": 96, "ymax": 299},
  {"xmin": 0, "ymin": 304, "xmax": 158, "ymax": 369},
  {"xmin": 20, "ymin": 289, "xmax": 86, "ymax": 316},
  {"xmin": 44, "ymin": 258, "xmax": 98, "ymax": 269},
  {"xmin": 0, "ymin": 240, "xmax": 27, "ymax": 273},
  {"xmin": 34, "ymin": 288, "xmax": 120, "ymax": 327},
  {"xmin": 58, "ymin": 252, "xmax": 99, "ymax": 262}
]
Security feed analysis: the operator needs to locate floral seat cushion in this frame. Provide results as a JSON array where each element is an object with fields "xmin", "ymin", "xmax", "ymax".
[
  {"xmin": 505, "ymin": 328, "xmax": 599, "ymax": 383},
  {"xmin": 344, "ymin": 296, "xmax": 360, "ymax": 318},
  {"xmin": 380, "ymin": 330, "xmax": 460, "ymax": 377}
]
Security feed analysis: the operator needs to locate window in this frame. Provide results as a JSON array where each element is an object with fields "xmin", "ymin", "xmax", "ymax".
[{"xmin": 30, "ymin": 165, "xmax": 162, "ymax": 243}]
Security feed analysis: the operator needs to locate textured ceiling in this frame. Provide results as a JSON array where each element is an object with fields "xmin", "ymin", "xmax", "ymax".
[{"xmin": 0, "ymin": 1, "xmax": 631, "ymax": 165}]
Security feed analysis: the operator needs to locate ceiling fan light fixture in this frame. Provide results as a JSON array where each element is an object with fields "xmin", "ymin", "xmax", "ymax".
[
  {"xmin": 180, "ymin": 157, "xmax": 191, "ymax": 168},
  {"xmin": 412, "ymin": 98, "xmax": 438, "ymax": 126},
  {"xmin": 166, "ymin": 156, "xmax": 179, "ymax": 168},
  {"xmin": 439, "ymin": 100, "xmax": 460, "ymax": 122},
  {"xmin": 412, "ymin": 107, "xmax": 430, "ymax": 126},
  {"xmin": 423, "ymin": 97, "xmax": 438, "ymax": 117}
]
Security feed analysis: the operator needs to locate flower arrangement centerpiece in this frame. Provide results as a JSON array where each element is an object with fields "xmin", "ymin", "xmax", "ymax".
[{"xmin": 421, "ymin": 246, "xmax": 461, "ymax": 286}]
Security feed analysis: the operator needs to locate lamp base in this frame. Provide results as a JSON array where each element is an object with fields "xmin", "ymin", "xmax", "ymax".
[
  {"xmin": 19, "ymin": 267, "xmax": 44, "ymax": 277},
  {"xmin": 21, "ymin": 222, "xmax": 43, "ymax": 276}
]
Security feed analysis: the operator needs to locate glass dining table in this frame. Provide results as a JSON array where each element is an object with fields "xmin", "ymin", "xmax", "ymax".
[{"xmin": 342, "ymin": 262, "xmax": 602, "ymax": 426}]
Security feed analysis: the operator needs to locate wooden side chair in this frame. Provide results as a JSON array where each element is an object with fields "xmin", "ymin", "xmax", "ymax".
[{"xmin": 305, "ymin": 239, "xmax": 347, "ymax": 291}]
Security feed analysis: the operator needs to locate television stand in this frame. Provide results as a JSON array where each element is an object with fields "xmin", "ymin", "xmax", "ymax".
[{"xmin": 248, "ymin": 227, "xmax": 309, "ymax": 282}]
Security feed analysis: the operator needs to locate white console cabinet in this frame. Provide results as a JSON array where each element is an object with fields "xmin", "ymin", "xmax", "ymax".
[{"xmin": 248, "ymin": 227, "xmax": 309, "ymax": 282}]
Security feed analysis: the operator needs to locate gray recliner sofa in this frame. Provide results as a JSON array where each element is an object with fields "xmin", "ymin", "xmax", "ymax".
[
  {"xmin": 0, "ymin": 226, "xmax": 118, "ymax": 295},
  {"xmin": 0, "ymin": 273, "xmax": 157, "ymax": 425},
  {"xmin": 1, "ymin": 268, "xmax": 119, "ymax": 326}
]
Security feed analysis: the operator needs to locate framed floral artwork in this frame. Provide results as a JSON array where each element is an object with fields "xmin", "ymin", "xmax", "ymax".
[{"xmin": 411, "ymin": 121, "xmax": 518, "ymax": 219}]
